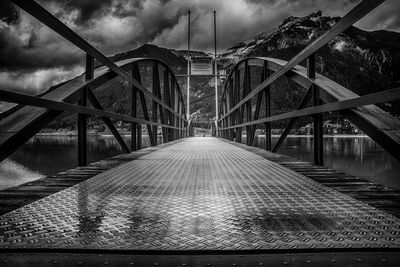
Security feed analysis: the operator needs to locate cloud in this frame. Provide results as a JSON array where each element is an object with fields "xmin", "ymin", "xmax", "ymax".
[
  {"xmin": 0, "ymin": 1, "xmax": 19, "ymax": 24},
  {"xmin": 0, "ymin": 10, "xmax": 84, "ymax": 72},
  {"xmin": 0, "ymin": 66, "xmax": 84, "ymax": 95},
  {"xmin": 0, "ymin": 0, "xmax": 398, "ymax": 95},
  {"xmin": 37, "ymin": 0, "xmax": 114, "ymax": 25},
  {"xmin": 355, "ymin": 0, "xmax": 400, "ymax": 32},
  {"xmin": 150, "ymin": 0, "xmax": 400, "ymax": 52}
]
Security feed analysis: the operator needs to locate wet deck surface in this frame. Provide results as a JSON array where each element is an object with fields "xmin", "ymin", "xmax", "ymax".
[
  {"xmin": 0, "ymin": 140, "xmax": 180, "ymax": 216},
  {"xmin": 1, "ymin": 137, "xmax": 400, "ymax": 251}
]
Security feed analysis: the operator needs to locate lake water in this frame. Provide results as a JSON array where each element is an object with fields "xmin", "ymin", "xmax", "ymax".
[{"xmin": 0, "ymin": 135, "xmax": 399, "ymax": 190}]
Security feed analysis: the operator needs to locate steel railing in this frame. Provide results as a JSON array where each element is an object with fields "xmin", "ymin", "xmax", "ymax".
[
  {"xmin": 217, "ymin": 0, "xmax": 400, "ymax": 164},
  {"xmin": 0, "ymin": 0, "xmax": 188, "ymax": 165}
]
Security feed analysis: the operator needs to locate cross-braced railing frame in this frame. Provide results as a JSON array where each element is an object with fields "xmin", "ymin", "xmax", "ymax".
[
  {"xmin": 0, "ymin": 0, "xmax": 188, "ymax": 165},
  {"xmin": 218, "ymin": 0, "xmax": 400, "ymax": 164}
]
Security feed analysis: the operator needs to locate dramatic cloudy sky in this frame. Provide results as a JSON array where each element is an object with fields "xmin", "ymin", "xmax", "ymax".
[{"xmin": 0, "ymin": 0, "xmax": 399, "ymax": 97}]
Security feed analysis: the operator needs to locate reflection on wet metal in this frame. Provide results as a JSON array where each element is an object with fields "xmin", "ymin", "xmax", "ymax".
[{"xmin": 0, "ymin": 137, "xmax": 399, "ymax": 250}]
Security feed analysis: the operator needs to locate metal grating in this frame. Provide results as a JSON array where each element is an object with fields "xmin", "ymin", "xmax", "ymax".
[{"xmin": 0, "ymin": 137, "xmax": 399, "ymax": 250}]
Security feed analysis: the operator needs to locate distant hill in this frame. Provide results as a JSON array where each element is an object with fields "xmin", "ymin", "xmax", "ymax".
[{"xmin": 42, "ymin": 11, "xmax": 400, "ymax": 130}]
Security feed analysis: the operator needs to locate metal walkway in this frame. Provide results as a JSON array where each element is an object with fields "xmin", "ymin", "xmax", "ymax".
[{"xmin": 1, "ymin": 137, "xmax": 400, "ymax": 251}]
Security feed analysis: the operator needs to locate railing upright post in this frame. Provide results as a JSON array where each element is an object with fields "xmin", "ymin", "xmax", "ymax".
[
  {"xmin": 131, "ymin": 67, "xmax": 137, "ymax": 151},
  {"xmin": 77, "ymin": 88, "xmax": 87, "ymax": 166},
  {"xmin": 229, "ymin": 78, "xmax": 234, "ymax": 141},
  {"xmin": 264, "ymin": 62, "xmax": 272, "ymax": 151},
  {"xmin": 182, "ymin": 104, "xmax": 184, "ymax": 138},
  {"xmin": 234, "ymin": 68, "xmax": 242, "ymax": 143},
  {"xmin": 224, "ymin": 98, "xmax": 228, "ymax": 139},
  {"xmin": 133, "ymin": 63, "xmax": 142, "ymax": 150},
  {"xmin": 179, "ymin": 101, "xmax": 182, "ymax": 139},
  {"xmin": 308, "ymin": 53, "xmax": 323, "ymax": 165},
  {"xmin": 78, "ymin": 54, "xmax": 93, "ymax": 166},
  {"xmin": 137, "ymin": 124, "xmax": 142, "ymax": 150},
  {"xmin": 225, "ymin": 88, "xmax": 228, "ymax": 139},
  {"xmin": 177, "ymin": 101, "xmax": 181, "ymax": 139},
  {"xmin": 163, "ymin": 70, "xmax": 170, "ymax": 143},
  {"xmin": 171, "ymin": 77, "xmax": 175, "ymax": 141},
  {"xmin": 180, "ymin": 118, "xmax": 183, "ymax": 139},
  {"xmin": 152, "ymin": 64, "xmax": 158, "ymax": 146},
  {"xmin": 171, "ymin": 79, "xmax": 177, "ymax": 141},
  {"xmin": 244, "ymin": 61, "xmax": 252, "ymax": 146}
]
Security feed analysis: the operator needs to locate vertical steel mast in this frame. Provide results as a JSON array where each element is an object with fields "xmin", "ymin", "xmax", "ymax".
[
  {"xmin": 214, "ymin": 10, "xmax": 218, "ymax": 137},
  {"xmin": 187, "ymin": 11, "xmax": 191, "ymax": 119}
]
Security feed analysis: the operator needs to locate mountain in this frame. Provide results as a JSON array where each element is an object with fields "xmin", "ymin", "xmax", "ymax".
[
  {"xmin": 222, "ymin": 11, "xmax": 400, "ymax": 82},
  {"xmin": 37, "ymin": 12, "xmax": 400, "ymax": 130},
  {"xmin": 43, "ymin": 44, "xmax": 217, "ymax": 130}
]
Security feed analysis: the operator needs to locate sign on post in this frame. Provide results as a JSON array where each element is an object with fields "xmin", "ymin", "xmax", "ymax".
[{"xmin": 191, "ymin": 57, "xmax": 213, "ymax": 75}]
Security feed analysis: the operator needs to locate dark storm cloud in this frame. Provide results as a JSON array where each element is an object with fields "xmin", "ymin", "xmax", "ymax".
[
  {"xmin": 65, "ymin": 0, "xmax": 113, "ymax": 24},
  {"xmin": 0, "ymin": 0, "xmax": 398, "ymax": 95},
  {"xmin": 0, "ymin": 1, "xmax": 19, "ymax": 24},
  {"xmin": 40, "ymin": 0, "xmax": 114, "ymax": 25},
  {"xmin": 0, "ymin": 18, "xmax": 83, "ymax": 72}
]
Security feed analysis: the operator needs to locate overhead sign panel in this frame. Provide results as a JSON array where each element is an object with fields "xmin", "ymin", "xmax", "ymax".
[{"xmin": 191, "ymin": 57, "xmax": 213, "ymax": 75}]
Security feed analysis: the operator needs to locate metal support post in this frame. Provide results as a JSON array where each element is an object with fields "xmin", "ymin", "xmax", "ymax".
[
  {"xmin": 214, "ymin": 11, "xmax": 218, "ymax": 137},
  {"xmin": 264, "ymin": 63, "xmax": 272, "ymax": 151},
  {"xmin": 308, "ymin": 53, "xmax": 323, "ymax": 165},
  {"xmin": 78, "ymin": 53, "xmax": 93, "ymax": 166},
  {"xmin": 152, "ymin": 64, "xmax": 158, "ymax": 146},
  {"xmin": 187, "ymin": 11, "xmax": 191, "ymax": 120},
  {"xmin": 131, "ymin": 67, "xmax": 137, "ymax": 151}
]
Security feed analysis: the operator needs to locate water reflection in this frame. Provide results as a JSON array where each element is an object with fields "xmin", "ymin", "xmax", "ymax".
[
  {"xmin": 0, "ymin": 135, "xmax": 162, "ymax": 190},
  {"xmin": 76, "ymin": 183, "xmax": 107, "ymax": 242},
  {"xmin": 253, "ymin": 135, "xmax": 400, "ymax": 190},
  {"xmin": 0, "ymin": 159, "xmax": 43, "ymax": 190}
]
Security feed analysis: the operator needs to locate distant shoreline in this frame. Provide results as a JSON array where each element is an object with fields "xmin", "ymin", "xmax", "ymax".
[{"xmin": 36, "ymin": 132, "xmax": 369, "ymax": 138}]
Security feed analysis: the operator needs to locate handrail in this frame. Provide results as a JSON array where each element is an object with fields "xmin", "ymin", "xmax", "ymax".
[
  {"xmin": 219, "ymin": 0, "xmax": 385, "ymax": 122},
  {"xmin": 220, "ymin": 88, "xmax": 400, "ymax": 129},
  {"xmin": 0, "ymin": 0, "xmax": 190, "ymax": 164},
  {"xmin": 0, "ymin": 89, "xmax": 182, "ymax": 130}
]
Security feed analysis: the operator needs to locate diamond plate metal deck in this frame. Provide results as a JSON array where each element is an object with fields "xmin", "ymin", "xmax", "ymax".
[{"xmin": 0, "ymin": 137, "xmax": 400, "ymax": 251}]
